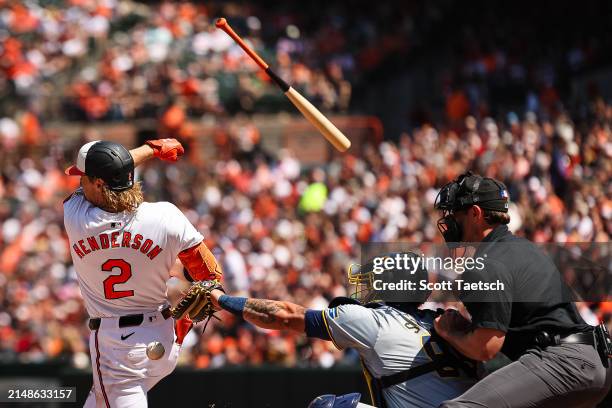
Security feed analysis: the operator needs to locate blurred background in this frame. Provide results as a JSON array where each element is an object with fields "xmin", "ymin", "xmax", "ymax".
[{"xmin": 0, "ymin": 0, "xmax": 610, "ymax": 406}]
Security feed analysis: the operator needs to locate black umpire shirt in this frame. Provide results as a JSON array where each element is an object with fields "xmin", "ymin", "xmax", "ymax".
[{"xmin": 460, "ymin": 225, "xmax": 591, "ymax": 360}]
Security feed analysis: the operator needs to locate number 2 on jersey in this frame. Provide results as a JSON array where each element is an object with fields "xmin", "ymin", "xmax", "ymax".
[{"xmin": 102, "ymin": 259, "xmax": 134, "ymax": 299}]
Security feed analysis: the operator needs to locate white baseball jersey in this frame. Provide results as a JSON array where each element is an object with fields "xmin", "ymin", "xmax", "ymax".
[
  {"xmin": 63, "ymin": 188, "xmax": 203, "ymax": 317},
  {"xmin": 323, "ymin": 305, "xmax": 476, "ymax": 408}
]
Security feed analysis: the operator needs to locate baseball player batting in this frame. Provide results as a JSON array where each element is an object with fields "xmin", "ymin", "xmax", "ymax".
[{"xmin": 63, "ymin": 139, "xmax": 223, "ymax": 407}]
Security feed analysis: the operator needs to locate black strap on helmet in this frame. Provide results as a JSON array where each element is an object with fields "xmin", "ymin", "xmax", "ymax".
[{"xmin": 439, "ymin": 173, "xmax": 509, "ymax": 212}]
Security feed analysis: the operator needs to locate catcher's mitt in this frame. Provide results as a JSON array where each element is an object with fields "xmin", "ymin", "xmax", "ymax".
[{"xmin": 171, "ymin": 280, "xmax": 224, "ymax": 323}]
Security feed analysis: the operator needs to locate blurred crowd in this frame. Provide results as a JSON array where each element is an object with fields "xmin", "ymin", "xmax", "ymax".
[
  {"xmin": 0, "ymin": 0, "xmax": 434, "ymax": 123},
  {"xmin": 0, "ymin": 99, "xmax": 610, "ymax": 367},
  {"xmin": 2, "ymin": 1, "xmax": 612, "ymax": 142},
  {"xmin": 441, "ymin": 1, "xmax": 612, "ymax": 124}
]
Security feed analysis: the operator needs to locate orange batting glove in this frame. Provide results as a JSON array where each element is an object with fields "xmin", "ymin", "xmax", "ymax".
[{"xmin": 145, "ymin": 138, "xmax": 185, "ymax": 162}]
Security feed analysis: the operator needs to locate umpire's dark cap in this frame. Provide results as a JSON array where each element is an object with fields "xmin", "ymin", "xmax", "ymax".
[{"xmin": 435, "ymin": 172, "xmax": 509, "ymax": 213}]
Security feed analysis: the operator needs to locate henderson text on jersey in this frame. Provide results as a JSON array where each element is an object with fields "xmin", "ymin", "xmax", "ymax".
[{"xmin": 71, "ymin": 231, "xmax": 163, "ymax": 260}]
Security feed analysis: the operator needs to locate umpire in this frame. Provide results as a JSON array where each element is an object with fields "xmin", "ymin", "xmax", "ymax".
[{"xmin": 432, "ymin": 172, "xmax": 612, "ymax": 408}]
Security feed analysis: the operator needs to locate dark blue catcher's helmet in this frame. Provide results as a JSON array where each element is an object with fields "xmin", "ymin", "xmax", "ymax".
[{"xmin": 347, "ymin": 252, "xmax": 431, "ymax": 306}]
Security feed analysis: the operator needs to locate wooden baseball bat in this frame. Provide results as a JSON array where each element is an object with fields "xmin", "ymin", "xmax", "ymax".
[{"xmin": 215, "ymin": 18, "xmax": 351, "ymax": 152}]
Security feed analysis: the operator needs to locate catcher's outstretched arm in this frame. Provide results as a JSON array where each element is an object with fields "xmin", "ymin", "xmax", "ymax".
[
  {"xmin": 245, "ymin": 298, "xmax": 307, "ymax": 331},
  {"xmin": 210, "ymin": 290, "xmax": 307, "ymax": 332}
]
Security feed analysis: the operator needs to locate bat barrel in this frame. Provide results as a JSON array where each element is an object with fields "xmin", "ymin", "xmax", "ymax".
[{"xmin": 215, "ymin": 18, "xmax": 268, "ymax": 70}]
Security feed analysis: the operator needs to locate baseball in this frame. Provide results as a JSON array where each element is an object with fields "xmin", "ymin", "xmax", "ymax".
[{"xmin": 146, "ymin": 342, "xmax": 165, "ymax": 360}]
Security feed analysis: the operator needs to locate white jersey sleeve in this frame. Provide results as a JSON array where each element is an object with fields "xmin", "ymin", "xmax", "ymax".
[
  {"xmin": 63, "ymin": 188, "xmax": 87, "ymax": 235},
  {"xmin": 157, "ymin": 202, "xmax": 203, "ymax": 253},
  {"xmin": 323, "ymin": 304, "xmax": 379, "ymax": 350}
]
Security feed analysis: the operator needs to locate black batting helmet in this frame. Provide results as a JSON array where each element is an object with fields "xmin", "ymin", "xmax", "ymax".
[{"xmin": 65, "ymin": 141, "xmax": 134, "ymax": 191}]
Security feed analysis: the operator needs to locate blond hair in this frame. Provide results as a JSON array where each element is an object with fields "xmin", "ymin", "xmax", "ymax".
[{"xmin": 100, "ymin": 182, "xmax": 144, "ymax": 213}]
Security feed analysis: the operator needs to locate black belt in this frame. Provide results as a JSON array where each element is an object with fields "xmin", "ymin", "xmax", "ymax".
[
  {"xmin": 532, "ymin": 326, "xmax": 612, "ymax": 368},
  {"xmin": 534, "ymin": 330, "xmax": 595, "ymax": 348},
  {"xmin": 560, "ymin": 332, "xmax": 595, "ymax": 346},
  {"xmin": 88, "ymin": 307, "xmax": 172, "ymax": 330}
]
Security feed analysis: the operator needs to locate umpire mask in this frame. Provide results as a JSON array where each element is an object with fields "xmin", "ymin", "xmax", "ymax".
[
  {"xmin": 434, "ymin": 172, "xmax": 509, "ymax": 247},
  {"xmin": 434, "ymin": 175, "xmax": 467, "ymax": 247},
  {"xmin": 437, "ymin": 214, "xmax": 463, "ymax": 248}
]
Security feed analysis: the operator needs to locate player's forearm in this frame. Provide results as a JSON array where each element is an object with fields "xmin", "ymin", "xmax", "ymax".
[
  {"xmin": 243, "ymin": 299, "xmax": 307, "ymax": 331},
  {"xmin": 210, "ymin": 290, "xmax": 306, "ymax": 332},
  {"xmin": 440, "ymin": 331, "xmax": 484, "ymax": 360},
  {"xmin": 129, "ymin": 144, "xmax": 155, "ymax": 167},
  {"xmin": 440, "ymin": 329, "xmax": 504, "ymax": 361}
]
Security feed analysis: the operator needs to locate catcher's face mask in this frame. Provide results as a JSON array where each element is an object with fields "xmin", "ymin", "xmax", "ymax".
[
  {"xmin": 347, "ymin": 262, "xmax": 379, "ymax": 304},
  {"xmin": 347, "ymin": 252, "xmax": 432, "ymax": 304}
]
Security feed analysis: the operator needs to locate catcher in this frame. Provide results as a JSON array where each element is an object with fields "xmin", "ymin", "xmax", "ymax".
[{"xmin": 172, "ymin": 253, "xmax": 477, "ymax": 408}]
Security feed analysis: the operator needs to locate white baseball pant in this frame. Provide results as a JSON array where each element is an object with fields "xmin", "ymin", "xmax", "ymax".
[{"xmin": 83, "ymin": 310, "xmax": 180, "ymax": 408}]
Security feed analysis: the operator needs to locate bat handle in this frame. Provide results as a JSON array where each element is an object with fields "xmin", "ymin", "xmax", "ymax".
[{"xmin": 215, "ymin": 18, "xmax": 268, "ymax": 70}]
